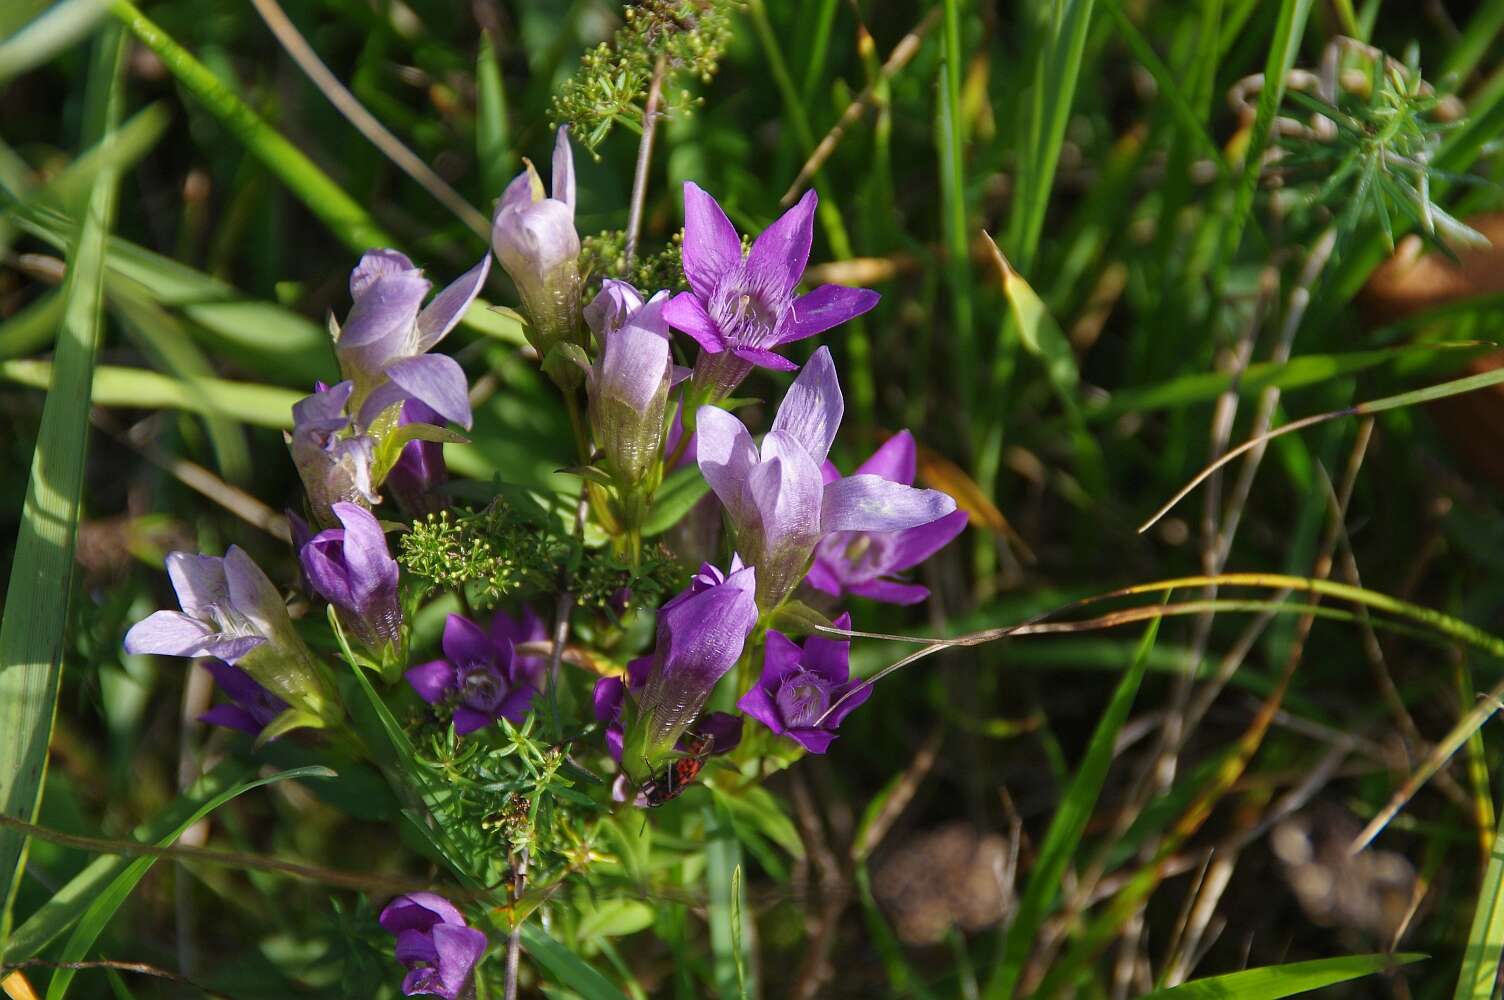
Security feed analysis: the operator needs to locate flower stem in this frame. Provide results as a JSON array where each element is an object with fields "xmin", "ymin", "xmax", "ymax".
[{"xmin": 624, "ymin": 55, "xmax": 667, "ymax": 269}]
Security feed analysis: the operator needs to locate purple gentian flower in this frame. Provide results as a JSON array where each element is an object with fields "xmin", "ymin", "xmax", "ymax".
[
  {"xmin": 335, "ymin": 248, "xmax": 489, "ymax": 431},
  {"xmin": 288, "ymin": 380, "xmax": 379, "ymax": 527},
  {"xmin": 663, "ymin": 182, "xmax": 879, "ymax": 400},
  {"xmin": 379, "ymin": 893, "xmax": 488, "ymax": 1000},
  {"xmin": 406, "ymin": 614, "xmax": 537, "ymax": 735},
  {"xmin": 299, "ymin": 502, "xmax": 402, "ymax": 652},
  {"xmin": 807, "ymin": 432, "xmax": 969, "ymax": 605},
  {"xmin": 123, "ymin": 547, "xmax": 338, "ymax": 723},
  {"xmin": 491, "ymin": 126, "xmax": 582, "ymax": 356},
  {"xmin": 739, "ymin": 613, "xmax": 870, "ymax": 753},
  {"xmin": 696, "ymin": 347, "xmax": 958, "ymax": 609},
  {"xmin": 618, "ymin": 558, "xmax": 758, "ymax": 782},
  {"xmin": 198, "ymin": 659, "xmax": 287, "ymax": 737},
  {"xmin": 594, "ymin": 656, "xmax": 743, "ymax": 764},
  {"xmin": 490, "ymin": 605, "xmax": 549, "ymax": 688},
  {"xmin": 385, "ymin": 399, "xmax": 450, "ymax": 518},
  {"xmin": 582, "ymin": 280, "xmax": 675, "ymax": 486}
]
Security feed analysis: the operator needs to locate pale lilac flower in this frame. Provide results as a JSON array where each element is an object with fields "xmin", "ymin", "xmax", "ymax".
[
  {"xmin": 663, "ymin": 182, "xmax": 878, "ymax": 400},
  {"xmin": 197, "ymin": 659, "xmax": 287, "ymax": 738},
  {"xmin": 379, "ymin": 893, "xmax": 488, "ymax": 1000},
  {"xmin": 299, "ymin": 502, "xmax": 402, "ymax": 652},
  {"xmin": 618, "ymin": 558, "xmax": 758, "ymax": 781},
  {"xmin": 287, "ymin": 381, "xmax": 378, "ymax": 527},
  {"xmin": 582, "ymin": 280, "xmax": 674, "ymax": 485},
  {"xmin": 406, "ymin": 614, "xmax": 536, "ymax": 735},
  {"xmin": 696, "ymin": 347, "xmax": 957, "ymax": 609},
  {"xmin": 334, "ymin": 248, "xmax": 489, "ymax": 430},
  {"xmin": 124, "ymin": 547, "xmax": 337, "ymax": 723},
  {"xmin": 593, "ymin": 655, "xmax": 741, "ymax": 763},
  {"xmin": 491, "ymin": 126, "xmax": 582, "ymax": 356},
  {"xmin": 807, "ymin": 432, "xmax": 969, "ymax": 605},
  {"xmin": 386, "ymin": 399, "xmax": 449, "ymax": 518},
  {"xmin": 739, "ymin": 613, "xmax": 869, "ymax": 753}
]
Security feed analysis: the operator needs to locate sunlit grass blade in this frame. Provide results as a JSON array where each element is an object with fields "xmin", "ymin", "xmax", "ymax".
[
  {"xmin": 1141, "ymin": 953, "xmax": 1424, "ymax": 998},
  {"xmin": 984, "ymin": 614, "xmax": 1162, "ymax": 999},
  {"xmin": 706, "ymin": 804, "xmax": 751, "ymax": 999},
  {"xmin": 1455, "ymin": 796, "xmax": 1504, "ymax": 998},
  {"xmin": 0, "ymin": 292, "xmax": 64, "ymax": 361},
  {"xmin": 936, "ymin": 0, "xmax": 973, "ymax": 426},
  {"xmin": 43, "ymin": 766, "xmax": 334, "ymax": 999},
  {"xmin": 104, "ymin": 0, "xmax": 394, "ymax": 252},
  {"xmin": 476, "ymin": 30, "xmax": 512, "ymax": 202},
  {"xmin": 0, "ymin": 23, "xmax": 124, "ymax": 940},
  {"xmin": 1441, "ymin": 0, "xmax": 1504, "ymax": 87},
  {"xmin": 0, "ymin": 0, "xmax": 105, "ymax": 86},
  {"xmin": 1140, "ymin": 364, "xmax": 1504, "ymax": 532},
  {"xmin": 0, "ymin": 361, "xmax": 301, "ymax": 429}
]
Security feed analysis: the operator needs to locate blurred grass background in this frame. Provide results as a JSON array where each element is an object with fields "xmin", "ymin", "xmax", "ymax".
[{"xmin": 5, "ymin": 0, "xmax": 1504, "ymax": 996}]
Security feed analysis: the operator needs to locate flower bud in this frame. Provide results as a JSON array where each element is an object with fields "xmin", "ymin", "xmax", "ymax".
[
  {"xmin": 300, "ymin": 502, "xmax": 403, "ymax": 656},
  {"xmin": 287, "ymin": 381, "xmax": 379, "ymax": 528},
  {"xmin": 584, "ymin": 281, "xmax": 673, "ymax": 487},
  {"xmin": 491, "ymin": 127, "xmax": 583, "ymax": 357}
]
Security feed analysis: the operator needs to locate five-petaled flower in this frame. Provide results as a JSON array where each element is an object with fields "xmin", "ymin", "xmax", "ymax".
[
  {"xmin": 696, "ymin": 347, "xmax": 958, "ymax": 610},
  {"xmin": 334, "ymin": 248, "xmax": 489, "ymax": 431},
  {"xmin": 807, "ymin": 432, "xmax": 969, "ymax": 605},
  {"xmin": 406, "ymin": 613, "xmax": 537, "ymax": 735},
  {"xmin": 300, "ymin": 502, "xmax": 403, "ymax": 654},
  {"xmin": 379, "ymin": 893, "xmax": 488, "ymax": 1000},
  {"xmin": 664, "ymin": 182, "xmax": 878, "ymax": 401},
  {"xmin": 739, "ymin": 613, "xmax": 870, "ymax": 753}
]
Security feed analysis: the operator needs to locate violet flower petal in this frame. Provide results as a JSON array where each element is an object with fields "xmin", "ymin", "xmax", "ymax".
[
  {"xmin": 820, "ymin": 475, "xmax": 956, "ymax": 534},
  {"xmin": 416, "ymin": 255, "xmax": 490, "ymax": 352},
  {"xmin": 406, "ymin": 660, "xmax": 456, "ymax": 704},
  {"xmin": 681, "ymin": 181, "xmax": 743, "ymax": 299},
  {"xmin": 662, "ymin": 292, "xmax": 725, "ymax": 353},
  {"xmin": 777, "ymin": 284, "xmax": 880, "ymax": 345},
  {"xmin": 744, "ymin": 189, "xmax": 816, "ymax": 301},
  {"xmin": 855, "ymin": 430, "xmax": 917, "ymax": 484},
  {"xmin": 440, "ymin": 614, "xmax": 493, "ymax": 666},
  {"xmin": 768, "ymin": 345, "xmax": 843, "ymax": 465},
  {"xmin": 384, "ymin": 353, "xmax": 473, "ymax": 430},
  {"xmin": 123, "ymin": 610, "xmax": 214, "ymax": 657}
]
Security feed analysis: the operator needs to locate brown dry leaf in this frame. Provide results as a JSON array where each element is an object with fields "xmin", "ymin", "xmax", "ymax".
[{"xmin": 1361, "ymin": 214, "xmax": 1504, "ymax": 488}]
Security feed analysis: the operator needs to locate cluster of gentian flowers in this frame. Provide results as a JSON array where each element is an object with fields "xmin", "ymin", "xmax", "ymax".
[{"xmin": 121, "ymin": 127, "xmax": 966, "ymax": 998}]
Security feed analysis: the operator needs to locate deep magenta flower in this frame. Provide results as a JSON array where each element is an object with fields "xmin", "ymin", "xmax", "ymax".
[
  {"xmin": 386, "ymin": 399, "xmax": 449, "ymax": 518},
  {"xmin": 593, "ymin": 655, "xmax": 740, "ymax": 763},
  {"xmin": 379, "ymin": 893, "xmax": 488, "ymax": 1000},
  {"xmin": 696, "ymin": 347, "xmax": 957, "ymax": 609},
  {"xmin": 288, "ymin": 380, "xmax": 378, "ymax": 527},
  {"xmin": 582, "ymin": 280, "xmax": 675, "ymax": 486},
  {"xmin": 739, "ymin": 614, "xmax": 870, "ymax": 753},
  {"xmin": 198, "ymin": 659, "xmax": 287, "ymax": 738},
  {"xmin": 807, "ymin": 432, "xmax": 969, "ymax": 605},
  {"xmin": 335, "ymin": 248, "xmax": 489, "ymax": 430},
  {"xmin": 663, "ymin": 182, "xmax": 878, "ymax": 399},
  {"xmin": 491, "ymin": 126, "xmax": 582, "ymax": 356},
  {"xmin": 618, "ymin": 558, "xmax": 758, "ymax": 781},
  {"xmin": 299, "ymin": 502, "xmax": 402, "ymax": 652},
  {"xmin": 406, "ymin": 613, "xmax": 536, "ymax": 735}
]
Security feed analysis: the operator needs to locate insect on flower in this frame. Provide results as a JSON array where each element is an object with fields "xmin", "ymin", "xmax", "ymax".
[{"xmin": 638, "ymin": 730, "xmax": 716, "ymax": 807}]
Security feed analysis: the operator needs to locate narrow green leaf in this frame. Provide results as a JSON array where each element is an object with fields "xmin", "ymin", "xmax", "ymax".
[
  {"xmin": 105, "ymin": 0, "xmax": 393, "ymax": 252},
  {"xmin": 0, "ymin": 361, "xmax": 301, "ymax": 428},
  {"xmin": 0, "ymin": 292, "xmax": 64, "ymax": 361},
  {"xmin": 476, "ymin": 30, "xmax": 512, "ymax": 198},
  {"xmin": 517, "ymin": 921, "xmax": 629, "ymax": 1000},
  {"xmin": 1455, "ymin": 772, "xmax": 1504, "ymax": 997},
  {"xmin": 705, "ymin": 805, "xmax": 751, "ymax": 1000},
  {"xmin": 1142, "ymin": 953, "xmax": 1423, "ymax": 998},
  {"xmin": 44, "ymin": 766, "xmax": 334, "ymax": 999},
  {"xmin": 0, "ymin": 0, "xmax": 106, "ymax": 86},
  {"xmin": 985, "ymin": 613, "xmax": 1162, "ymax": 999},
  {"xmin": 0, "ymin": 24, "xmax": 125, "ymax": 941}
]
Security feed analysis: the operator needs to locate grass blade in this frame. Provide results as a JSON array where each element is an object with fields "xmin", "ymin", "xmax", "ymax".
[
  {"xmin": 516, "ymin": 921, "xmax": 629, "ymax": 1000},
  {"xmin": 0, "ymin": 23, "xmax": 125, "ymax": 941},
  {"xmin": 104, "ymin": 0, "xmax": 394, "ymax": 252},
  {"xmin": 1143, "ymin": 953, "xmax": 1423, "ymax": 998},
  {"xmin": 984, "ymin": 613, "xmax": 1162, "ymax": 999},
  {"xmin": 0, "ymin": 361, "xmax": 302, "ymax": 429},
  {"xmin": 1456, "ymin": 793, "xmax": 1504, "ymax": 998},
  {"xmin": 43, "ymin": 766, "xmax": 334, "ymax": 999},
  {"xmin": 0, "ymin": 0, "xmax": 106, "ymax": 87}
]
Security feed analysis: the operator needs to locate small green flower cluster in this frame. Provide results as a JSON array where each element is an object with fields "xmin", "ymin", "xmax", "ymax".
[
  {"xmin": 398, "ymin": 504, "xmax": 558, "ymax": 605},
  {"xmin": 580, "ymin": 228, "xmax": 690, "ymax": 295},
  {"xmin": 550, "ymin": 0, "xmax": 735, "ymax": 151}
]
